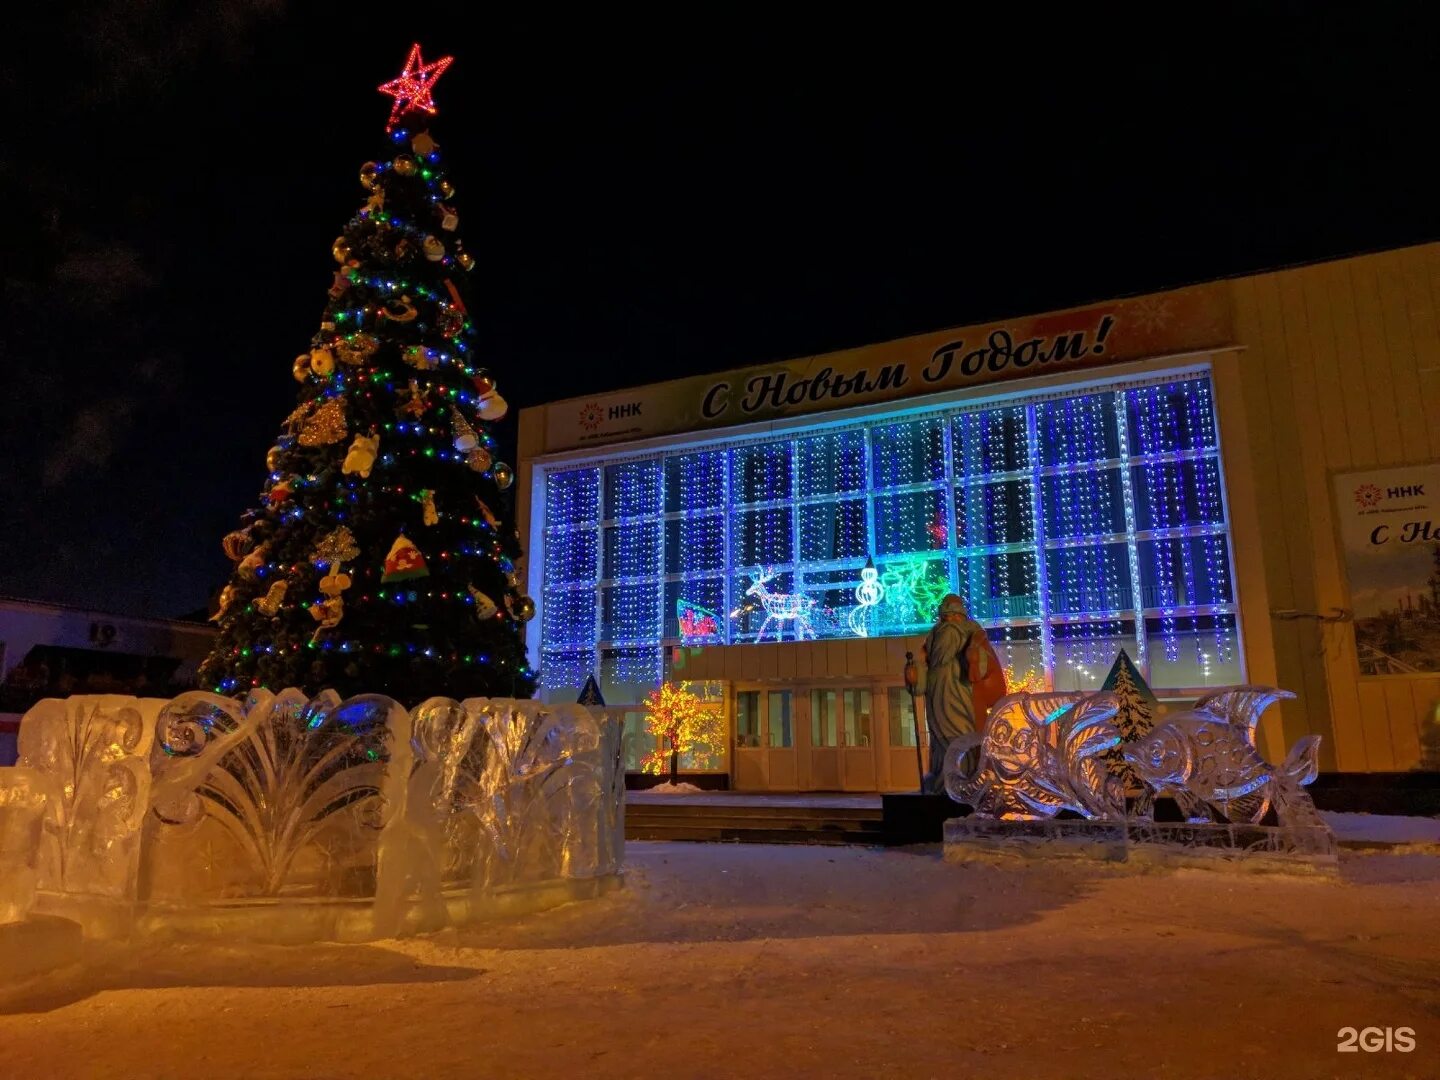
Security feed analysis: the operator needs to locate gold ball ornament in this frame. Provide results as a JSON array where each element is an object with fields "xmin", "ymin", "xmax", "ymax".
[
  {"xmin": 456, "ymin": 250, "xmax": 475, "ymax": 271},
  {"xmin": 266, "ymin": 445, "xmax": 283, "ymax": 471},
  {"xmin": 392, "ymin": 154, "xmax": 417, "ymax": 176},
  {"xmin": 309, "ymin": 347, "xmax": 336, "ymax": 377},
  {"xmin": 359, "ymin": 161, "xmax": 379, "ymax": 189},
  {"xmin": 515, "ymin": 595, "xmax": 536, "ymax": 622},
  {"xmin": 438, "ymin": 179, "xmax": 454, "ymax": 198},
  {"xmin": 332, "ymin": 237, "xmax": 351, "ymax": 263},
  {"xmin": 493, "ymin": 462, "xmax": 514, "ymax": 490},
  {"xmin": 292, "ymin": 354, "xmax": 312, "ymax": 381}
]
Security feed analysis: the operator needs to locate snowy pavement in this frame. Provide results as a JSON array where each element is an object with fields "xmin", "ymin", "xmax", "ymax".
[{"xmin": 1, "ymin": 839, "xmax": 1438, "ymax": 1079}]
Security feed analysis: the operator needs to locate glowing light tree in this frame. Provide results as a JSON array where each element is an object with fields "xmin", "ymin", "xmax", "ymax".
[
  {"xmin": 199, "ymin": 45, "xmax": 537, "ymax": 705},
  {"xmin": 640, "ymin": 683, "xmax": 725, "ymax": 786}
]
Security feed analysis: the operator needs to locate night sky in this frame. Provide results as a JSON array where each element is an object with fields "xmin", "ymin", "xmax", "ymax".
[{"xmin": 4, "ymin": 4, "xmax": 1438, "ymax": 621}]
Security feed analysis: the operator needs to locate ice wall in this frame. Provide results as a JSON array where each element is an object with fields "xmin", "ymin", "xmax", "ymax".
[{"xmin": 0, "ymin": 691, "xmax": 625, "ymax": 942}]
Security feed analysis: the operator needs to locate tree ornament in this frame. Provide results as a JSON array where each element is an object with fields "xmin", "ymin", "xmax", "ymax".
[
  {"xmin": 332, "ymin": 237, "xmax": 351, "ymax": 263},
  {"xmin": 493, "ymin": 462, "xmax": 514, "ymax": 490},
  {"xmin": 266, "ymin": 478, "xmax": 294, "ymax": 506},
  {"xmin": 438, "ymin": 179, "xmax": 455, "ymax": 199},
  {"xmin": 292, "ymin": 354, "xmax": 312, "ymax": 382},
  {"xmin": 420, "ymin": 489, "xmax": 439, "ymax": 525},
  {"xmin": 328, "ymin": 268, "xmax": 352, "ymax": 299},
  {"xmin": 222, "ymin": 528, "xmax": 254, "ymax": 561},
  {"xmin": 310, "ymin": 347, "xmax": 336, "ymax": 377},
  {"xmin": 422, "ymin": 235, "xmax": 445, "ymax": 261},
  {"xmin": 456, "ymin": 250, "xmax": 475, "ymax": 271},
  {"xmin": 474, "ymin": 497, "xmax": 500, "ymax": 530},
  {"xmin": 468, "ymin": 586, "xmax": 498, "ymax": 619},
  {"xmin": 392, "ymin": 154, "xmax": 417, "ymax": 177},
  {"xmin": 210, "ymin": 584, "xmax": 238, "ymax": 622},
  {"xmin": 452, "ymin": 412, "xmax": 478, "ymax": 451},
  {"xmin": 466, "ymin": 446, "xmax": 493, "ymax": 473},
  {"xmin": 381, "ymin": 534, "xmax": 429, "ymax": 582},
  {"xmin": 298, "ymin": 398, "xmax": 348, "ymax": 446},
  {"xmin": 473, "ymin": 374, "xmax": 508, "ymax": 420},
  {"xmin": 311, "ymin": 526, "xmax": 360, "ymax": 568},
  {"xmin": 359, "ymin": 161, "xmax": 379, "ymax": 189},
  {"xmin": 365, "ymin": 189, "xmax": 385, "ymax": 214},
  {"xmin": 402, "ymin": 344, "xmax": 439, "ymax": 370},
  {"xmin": 507, "ymin": 593, "xmax": 536, "ymax": 622},
  {"xmin": 392, "ymin": 235, "xmax": 414, "ymax": 263},
  {"xmin": 266, "ymin": 445, "xmax": 284, "ymax": 471},
  {"xmin": 335, "ymin": 334, "xmax": 379, "ymax": 366},
  {"xmin": 281, "ymin": 401, "xmax": 312, "ymax": 431},
  {"xmin": 437, "ymin": 304, "xmax": 464, "ymax": 338},
  {"xmin": 342, "ymin": 432, "xmax": 380, "ymax": 478},
  {"xmin": 398, "ymin": 379, "xmax": 428, "ymax": 417},
  {"xmin": 438, "ymin": 204, "xmax": 459, "ymax": 231},
  {"xmin": 237, "ymin": 543, "xmax": 268, "ymax": 579},
  {"xmin": 309, "ymin": 594, "xmax": 345, "ymax": 637},
  {"xmin": 411, "ymin": 130, "xmax": 437, "ymax": 155},
  {"xmin": 380, "ymin": 296, "xmax": 418, "ymax": 323},
  {"xmin": 256, "ymin": 579, "xmax": 289, "ymax": 616},
  {"xmin": 377, "ymin": 43, "xmax": 454, "ymax": 131}
]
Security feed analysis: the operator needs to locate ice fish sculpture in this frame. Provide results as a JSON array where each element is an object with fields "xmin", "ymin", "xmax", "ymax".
[
  {"xmin": 945, "ymin": 691, "xmax": 1125, "ymax": 820},
  {"xmin": 1122, "ymin": 687, "xmax": 1323, "ymax": 828}
]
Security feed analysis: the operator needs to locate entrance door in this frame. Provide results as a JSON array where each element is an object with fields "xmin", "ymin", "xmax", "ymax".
[
  {"xmin": 839, "ymin": 687, "xmax": 877, "ymax": 791},
  {"xmin": 803, "ymin": 686, "xmax": 880, "ymax": 791},
  {"xmin": 882, "ymin": 685, "xmax": 928, "ymax": 791},
  {"xmin": 733, "ymin": 688, "xmax": 798, "ymax": 791}
]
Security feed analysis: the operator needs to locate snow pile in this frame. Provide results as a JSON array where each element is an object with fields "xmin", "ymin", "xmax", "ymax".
[{"xmin": 639, "ymin": 781, "xmax": 706, "ymax": 795}]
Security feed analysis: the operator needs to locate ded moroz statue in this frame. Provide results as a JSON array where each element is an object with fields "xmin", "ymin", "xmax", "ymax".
[{"xmin": 922, "ymin": 594, "xmax": 991, "ymax": 793}]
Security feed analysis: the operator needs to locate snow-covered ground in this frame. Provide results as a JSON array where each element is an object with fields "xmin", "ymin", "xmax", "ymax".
[
  {"xmin": 1322, "ymin": 810, "xmax": 1440, "ymax": 847},
  {"xmin": 2, "ymin": 840, "xmax": 1437, "ymax": 1079}
]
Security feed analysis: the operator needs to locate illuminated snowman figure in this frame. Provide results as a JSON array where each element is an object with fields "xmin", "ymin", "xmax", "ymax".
[{"xmin": 848, "ymin": 557, "xmax": 885, "ymax": 638}]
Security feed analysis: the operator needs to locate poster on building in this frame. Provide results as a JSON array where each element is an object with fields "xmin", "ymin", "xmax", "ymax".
[{"xmin": 1333, "ymin": 462, "xmax": 1440, "ymax": 676}]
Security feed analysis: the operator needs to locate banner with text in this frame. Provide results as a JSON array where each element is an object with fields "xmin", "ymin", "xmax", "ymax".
[
  {"xmin": 1333, "ymin": 462, "xmax": 1440, "ymax": 677},
  {"xmin": 543, "ymin": 282, "xmax": 1233, "ymax": 452}
]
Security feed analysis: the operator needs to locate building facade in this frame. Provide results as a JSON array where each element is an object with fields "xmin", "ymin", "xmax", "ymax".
[
  {"xmin": 517, "ymin": 243, "xmax": 1440, "ymax": 790},
  {"xmin": 0, "ymin": 598, "xmax": 215, "ymax": 765}
]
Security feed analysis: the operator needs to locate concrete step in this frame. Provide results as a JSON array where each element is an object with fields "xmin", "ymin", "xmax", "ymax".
[
  {"xmin": 627, "ymin": 824, "xmax": 884, "ymax": 845},
  {"xmin": 623, "ymin": 797, "xmax": 885, "ymax": 844}
]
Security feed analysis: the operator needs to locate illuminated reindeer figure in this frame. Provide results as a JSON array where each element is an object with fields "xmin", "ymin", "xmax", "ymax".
[{"xmin": 744, "ymin": 569, "xmax": 818, "ymax": 643}]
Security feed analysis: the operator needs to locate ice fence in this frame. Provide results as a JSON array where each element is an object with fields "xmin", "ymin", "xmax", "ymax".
[{"xmin": 0, "ymin": 690, "xmax": 625, "ymax": 942}]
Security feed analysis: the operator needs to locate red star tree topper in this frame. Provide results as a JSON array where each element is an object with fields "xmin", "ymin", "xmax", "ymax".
[{"xmin": 378, "ymin": 43, "xmax": 454, "ymax": 130}]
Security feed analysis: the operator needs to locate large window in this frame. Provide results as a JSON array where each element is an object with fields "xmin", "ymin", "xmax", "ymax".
[{"xmin": 539, "ymin": 371, "xmax": 1242, "ymax": 700}]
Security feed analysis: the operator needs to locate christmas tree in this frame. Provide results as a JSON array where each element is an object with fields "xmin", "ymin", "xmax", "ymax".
[
  {"xmin": 1101, "ymin": 648, "xmax": 1158, "ymax": 790},
  {"xmin": 198, "ymin": 45, "xmax": 536, "ymax": 706}
]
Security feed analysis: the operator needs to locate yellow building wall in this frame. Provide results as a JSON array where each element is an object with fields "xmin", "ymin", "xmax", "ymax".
[{"xmin": 1229, "ymin": 244, "xmax": 1440, "ymax": 771}]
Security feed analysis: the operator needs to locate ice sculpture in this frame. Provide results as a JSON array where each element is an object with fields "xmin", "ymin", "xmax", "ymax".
[
  {"xmin": 943, "ymin": 691, "xmax": 1124, "ymax": 819},
  {"xmin": 0, "ymin": 691, "xmax": 625, "ymax": 943},
  {"xmin": 942, "ymin": 684, "xmax": 1335, "ymax": 871},
  {"xmin": 0, "ymin": 767, "xmax": 49, "ymax": 923},
  {"xmin": 1122, "ymin": 687, "xmax": 1324, "ymax": 828},
  {"xmin": 17, "ymin": 695, "xmax": 165, "ymax": 900}
]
